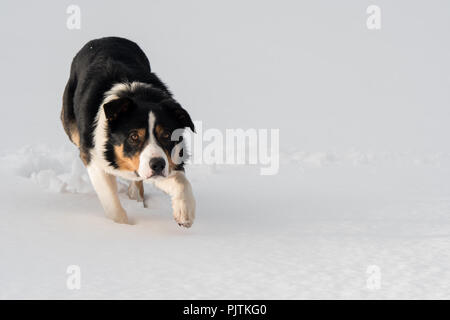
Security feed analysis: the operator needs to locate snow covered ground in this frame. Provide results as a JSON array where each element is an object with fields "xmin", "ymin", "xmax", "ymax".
[{"xmin": 1, "ymin": 144, "xmax": 449, "ymax": 299}]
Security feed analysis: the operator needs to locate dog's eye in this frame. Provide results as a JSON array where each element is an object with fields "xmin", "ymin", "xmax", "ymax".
[
  {"xmin": 128, "ymin": 132, "xmax": 139, "ymax": 143},
  {"xmin": 162, "ymin": 132, "xmax": 170, "ymax": 139}
]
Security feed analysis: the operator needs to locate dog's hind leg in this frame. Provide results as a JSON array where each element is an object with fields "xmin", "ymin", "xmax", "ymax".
[{"xmin": 128, "ymin": 180, "xmax": 145, "ymax": 204}]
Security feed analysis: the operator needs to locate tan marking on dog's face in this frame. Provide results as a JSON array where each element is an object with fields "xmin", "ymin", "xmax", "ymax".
[
  {"xmin": 114, "ymin": 144, "xmax": 141, "ymax": 171},
  {"xmin": 156, "ymin": 125, "xmax": 175, "ymax": 171},
  {"xmin": 164, "ymin": 149, "xmax": 176, "ymax": 172}
]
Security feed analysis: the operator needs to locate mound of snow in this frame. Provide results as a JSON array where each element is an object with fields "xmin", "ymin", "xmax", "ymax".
[{"xmin": 0, "ymin": 145, "xmax": 129, "ymax": 194}]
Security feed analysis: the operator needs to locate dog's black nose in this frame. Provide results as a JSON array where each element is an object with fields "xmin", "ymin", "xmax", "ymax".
[{"xmin": 149, "ymin": 157, "xmax": 165, "ymax": 175}]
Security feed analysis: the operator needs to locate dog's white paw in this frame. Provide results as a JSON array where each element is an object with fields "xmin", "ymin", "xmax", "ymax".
[
  {"xmin": 114, "ymin": 215, "xmax": 129, "ymax": 224},
  {"xmin": 172, "ymin": 195, "xmax": 195, "ymax": 228}
]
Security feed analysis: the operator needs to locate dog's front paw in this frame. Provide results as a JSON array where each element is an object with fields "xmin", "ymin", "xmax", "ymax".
[
  {"xmin": 106, "ymin": 209, "xmax": 129, "ymax": 224},
  {"xmin": 172, "ymin": 195, "xmax": 195, "ymax": 228},
  {"xmin": 113, "ymin": 215, "xmax": 129, "ymax": 224}
]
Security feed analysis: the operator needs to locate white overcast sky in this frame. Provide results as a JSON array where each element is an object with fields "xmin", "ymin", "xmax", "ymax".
[{"xmin": 0, "ymin": 0, "xmax": 449, "ymax": 152}]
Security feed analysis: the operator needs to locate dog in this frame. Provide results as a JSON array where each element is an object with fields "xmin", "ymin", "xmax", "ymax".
[{"xmin": 61, "ymin": 37, "xmax": 196, "ymax": 227}]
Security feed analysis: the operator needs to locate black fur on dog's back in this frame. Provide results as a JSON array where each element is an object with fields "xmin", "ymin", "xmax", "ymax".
[{"xmin": 61, "ymin": 37, "xmax": 171, "ymax": 164}]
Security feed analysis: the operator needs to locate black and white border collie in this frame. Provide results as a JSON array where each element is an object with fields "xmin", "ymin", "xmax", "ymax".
[{"xmin": 61, "ymin": 37, "xmax": 196, "ymax": 227}]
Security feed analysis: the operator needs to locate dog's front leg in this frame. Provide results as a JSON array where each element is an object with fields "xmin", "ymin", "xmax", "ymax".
[
  {"xmin": 153, "ymin": 170, "xmax": 196, "ymax": 228},
  {"xmin": 87, "ymin": 165, "xmax": 128, "ymax": 224}
]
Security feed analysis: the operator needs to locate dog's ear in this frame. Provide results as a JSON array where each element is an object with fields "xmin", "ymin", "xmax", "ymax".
[
  {"xmin": 103, "ymin": 97, "xmax": 133, "ymax": 121},
  {"xmin": 161, "ymin": 99, "xmax": 195, "ymax": 132}
]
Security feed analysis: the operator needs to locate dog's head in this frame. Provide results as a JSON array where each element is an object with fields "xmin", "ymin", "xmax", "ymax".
[{"xmin": 102, "ymin": 96, "xmax": 194, "ymax": 179}]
